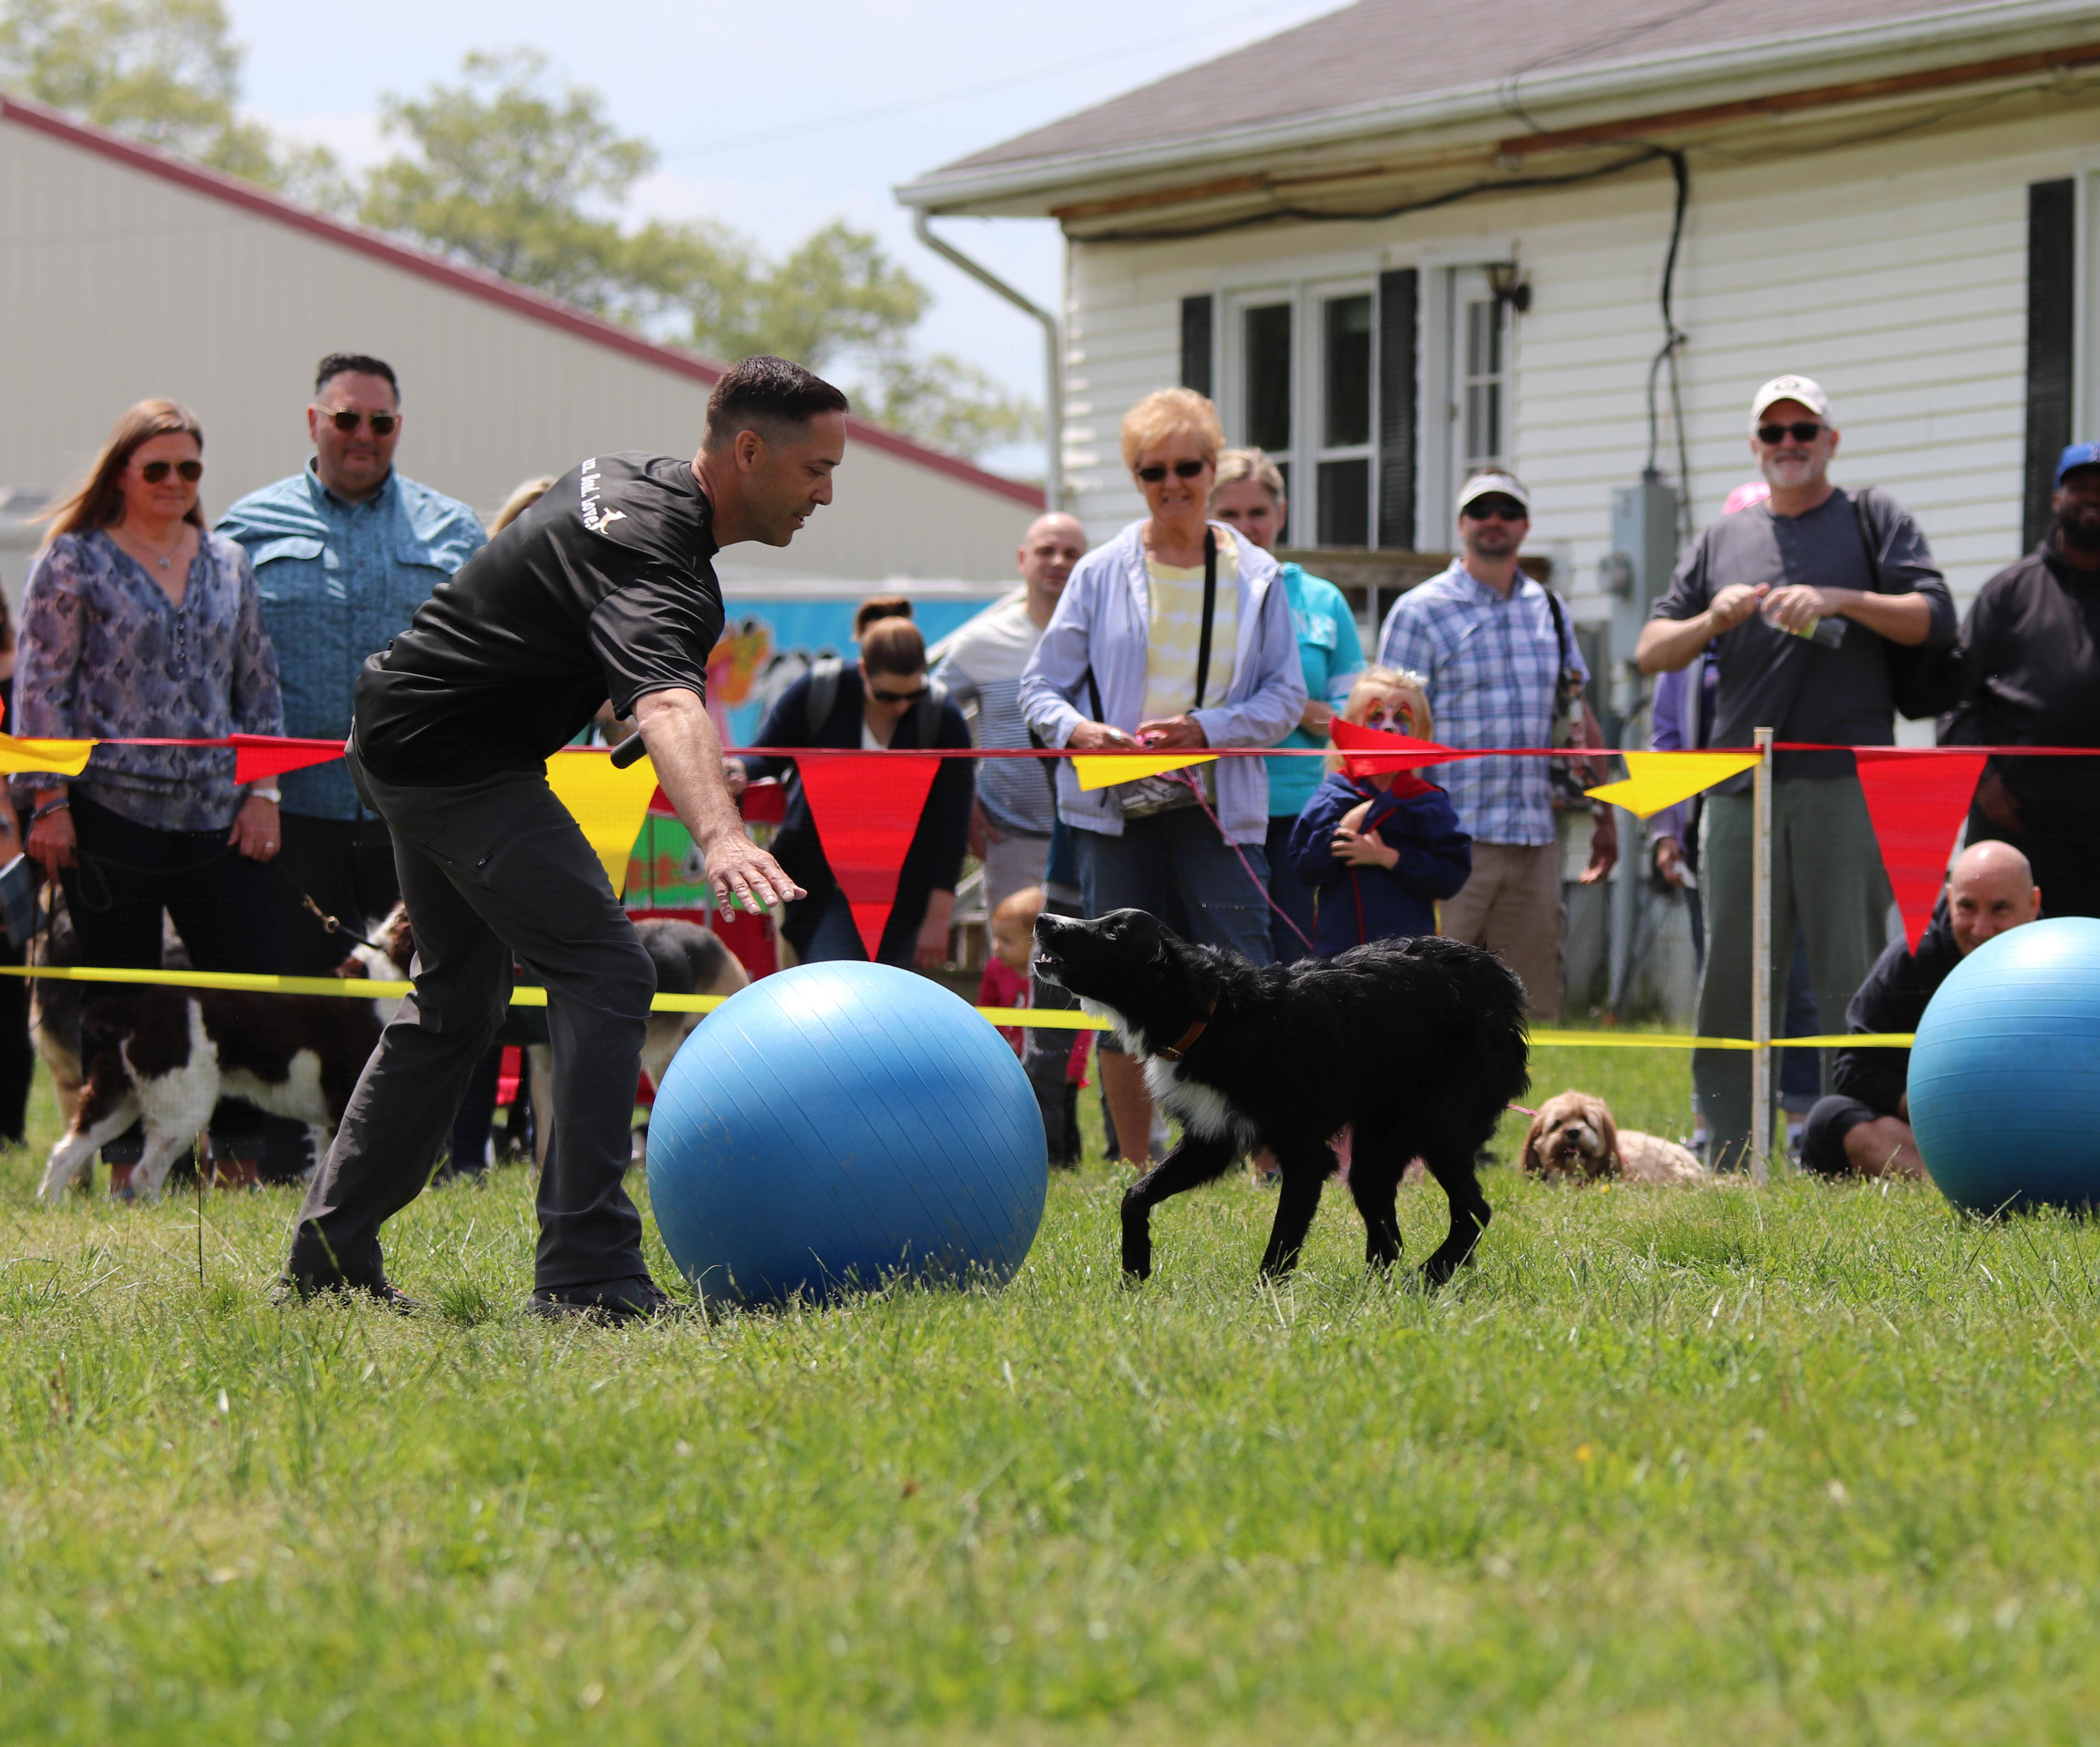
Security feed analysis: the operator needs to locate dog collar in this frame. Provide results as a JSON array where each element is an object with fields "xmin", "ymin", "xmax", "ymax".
[{"xmin": 1158, "ymin": 996, "xmax": 1219, "ymax": 1062}]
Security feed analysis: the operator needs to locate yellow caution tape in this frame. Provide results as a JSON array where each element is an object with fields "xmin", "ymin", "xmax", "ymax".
[{"xmin": 0, "ymin": 966, "xmax": 1915, "ymax": 1049}]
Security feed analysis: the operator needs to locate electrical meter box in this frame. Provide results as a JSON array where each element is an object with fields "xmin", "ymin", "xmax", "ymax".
[{"xmin": 1603, "ymin": 471, "xmax": 1682, "ymax": 669}]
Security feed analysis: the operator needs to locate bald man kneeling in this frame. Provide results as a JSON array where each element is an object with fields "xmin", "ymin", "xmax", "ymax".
[{"xmin": 1801, "ymin": 841, "xmax": 2041, "ymax": 1179}]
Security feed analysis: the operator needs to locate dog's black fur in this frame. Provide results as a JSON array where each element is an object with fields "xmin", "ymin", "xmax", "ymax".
[{"xmin": 1033, "ymin": 909, "xmax": 1529, "ymax": 1286}]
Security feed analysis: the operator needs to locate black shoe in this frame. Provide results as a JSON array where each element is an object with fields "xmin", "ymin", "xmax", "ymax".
[
  {"xmin": 275, "ymin": 1277, "xmax": 419, "ymax": 1315},
  {"xmin": 527, "ymin": 1276, "xmax": 679, "ymax": 1325}
]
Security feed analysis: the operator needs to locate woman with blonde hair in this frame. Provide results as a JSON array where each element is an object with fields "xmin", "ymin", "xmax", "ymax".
[
  {"xmin": 1285, "ymin": 667, "xmax": 1471, "ymax": 954},
  {"xmin": 15, "ymin": 399, "xmax": 286, "ymax": 1183},
  {"xmin": 1018, "ymin": 388, "xmax": 1306, "ymax": 1162},
  {"xmin": 1210, "ymin": 446, "xmax": 1363, "ymax": 958}
]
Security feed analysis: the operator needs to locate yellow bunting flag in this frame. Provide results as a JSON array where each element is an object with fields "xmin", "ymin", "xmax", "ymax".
[
  {"xmin": 0, "ymin": 733, "xmax": 95, "ymax": 776},
  {"xmin": 1584, "ymin": 751, "xmax": 1763, "ymax": 820},
  {"xmin": 1072, "ymin": 751, "xmax": 1219, "ymax": 793},
  {"xmin": 545, "ymin": 748, "xmax": 662, "ymax": 896}
]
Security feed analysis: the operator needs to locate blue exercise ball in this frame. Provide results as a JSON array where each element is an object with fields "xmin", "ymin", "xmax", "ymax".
[
  {"xmin": 1908, "ymin": 916, "xmax": 2100, "ymax": 1214},
  {"xmin": 646, "ymin": 960, "xmax": 1048, "ymax": 1305}
]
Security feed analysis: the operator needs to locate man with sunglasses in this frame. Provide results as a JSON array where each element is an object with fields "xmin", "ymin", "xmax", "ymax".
[
  {"xmin": 1376, "ymin": 471, "xmax": 1615, "ymax": 1026},
  {"xmin": 218, "ymin": 354, "xmax": 486, "ymax": 974},
  {"xmin": 1638, "ymin": 374, "xmax": 1955, "ymax": 1171}
]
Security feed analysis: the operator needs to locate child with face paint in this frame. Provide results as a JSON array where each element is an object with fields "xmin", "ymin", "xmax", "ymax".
[{"xmin": 1284, "ymin": 667, "xmax": 1475, "ymax": 955}]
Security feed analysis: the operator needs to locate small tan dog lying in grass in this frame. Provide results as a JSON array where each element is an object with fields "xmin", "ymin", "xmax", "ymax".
[{"xmin": 1520, "ymin": 1091, "xmax": 1708, "ymax": 1186}]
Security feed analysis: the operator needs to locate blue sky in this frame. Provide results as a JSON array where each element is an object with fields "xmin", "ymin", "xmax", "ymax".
[{"xmin": 225, "ymin": 0, "xmax": 1343, "ymax": 475}]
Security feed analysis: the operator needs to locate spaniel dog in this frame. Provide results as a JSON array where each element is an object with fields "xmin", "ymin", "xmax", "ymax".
[{"xmin": 1520, "ymin": 1091, "xmax": 1708, "ymax": 1186}]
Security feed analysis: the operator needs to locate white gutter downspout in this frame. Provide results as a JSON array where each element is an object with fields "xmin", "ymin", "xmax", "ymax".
[{"xmin": 912, "ymin": 210, "xmax": 1064, "ymax": 512}]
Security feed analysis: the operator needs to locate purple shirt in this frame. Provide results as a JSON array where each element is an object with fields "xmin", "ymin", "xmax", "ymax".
[{"xmin": 12, "ymin": 528, "xmax": 284, "ymax": 831}]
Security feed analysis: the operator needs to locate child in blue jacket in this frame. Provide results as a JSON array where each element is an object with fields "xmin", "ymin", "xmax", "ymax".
[{"xmin": 1286, "ymin": 667, "xmax": 1472, "ymax": 954}]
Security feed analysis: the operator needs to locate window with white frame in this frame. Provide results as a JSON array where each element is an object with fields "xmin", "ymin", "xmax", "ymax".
[{"xmin": 1226, "ymin": 281, "xmax": 1377, "ymax": 547}]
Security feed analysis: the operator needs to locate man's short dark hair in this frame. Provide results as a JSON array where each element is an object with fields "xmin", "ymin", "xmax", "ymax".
[
  {"xmin": 315, "ymin": 353, "xmax": 400, "ymax": 401},
  {"xmin": 704, "ymin": 356, "xmax": 849, "ymax": 453}
]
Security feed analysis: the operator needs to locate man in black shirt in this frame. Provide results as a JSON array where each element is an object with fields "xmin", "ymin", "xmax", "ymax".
[
  {"xmin": 1949, "ymin": 445, "xmax": 2100, "ymax": 918},
  {"xmin": 284, "ymin": 357, "xmax": 837, "ymax": 1320},
  {"xmin": 1801, "ymin": 841, "xmax": 2040, "ymax": 1178}
]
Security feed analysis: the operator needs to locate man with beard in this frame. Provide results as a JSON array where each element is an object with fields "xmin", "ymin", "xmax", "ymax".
[
  {"xmin": 1638, "ymin": 375, "xmax": 1956, "ymax": 1169},
  {"xmin": 1946, "ymin": 445, "xmax": 2100, "ymax": 919}
]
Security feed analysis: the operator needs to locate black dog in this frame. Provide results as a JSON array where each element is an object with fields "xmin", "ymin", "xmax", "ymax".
[{"xmin": 1033, "ymin": 909, "xmax": 1529, "ymax": 1286}]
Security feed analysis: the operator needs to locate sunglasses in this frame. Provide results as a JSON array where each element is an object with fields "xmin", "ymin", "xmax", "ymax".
[
  {"xmin": 1136, "ymin": 459, "xmax": 1209, "ymax": 483},
  {"xmin": 870, "ymin": 682, "xmax": 929, "ymax": 705},
  {"xmin": 1462, "ymin": 499, "xmax": 1527, "ymax": 522},
  {"xmin": 1756, "ymin": 421, "xmax": 1825, "ymax": 445},
  {"xmin": 138, "ymin": 459, "xmax": 203, "ymax": 484},
  {"xmin": 319, "ymin": 407, "xmax": 400, "ymax": 436}
]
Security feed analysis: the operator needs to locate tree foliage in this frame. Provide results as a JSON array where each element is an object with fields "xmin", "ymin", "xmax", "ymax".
[
  {"xmin": 0, "ymin": 6, "xmax": 1042, "ymax": 462},
  {"xmin": 0, "ymin": 0, "xmax": 339, "ymax": 198}
]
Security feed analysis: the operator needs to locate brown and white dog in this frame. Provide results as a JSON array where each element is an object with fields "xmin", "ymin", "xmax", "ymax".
[
  {"xmin": 34, "ymin": 909, "xmax": 414, "ymax": 1205},
  {"xmin": 524, "ymin": 917, "xmax": 750, "ymax": 1168},
  {"xmin": 1520, "ymin": 1091, "xmax": 1708, "ymax": 1187}
]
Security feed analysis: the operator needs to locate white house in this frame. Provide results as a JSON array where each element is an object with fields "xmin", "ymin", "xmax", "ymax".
[
  {"xmin": 0, "ymin": 94, "xmax": 1042, "ymax": 597},
  {"xmin": 900, "ymin": 0, "xmax": 2100, "ymax": 681}
]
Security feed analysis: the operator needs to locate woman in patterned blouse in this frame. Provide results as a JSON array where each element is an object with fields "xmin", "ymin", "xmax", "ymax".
[{"xmin": 16, "ymin": 400, "xmax": 287, "ymax": 988}]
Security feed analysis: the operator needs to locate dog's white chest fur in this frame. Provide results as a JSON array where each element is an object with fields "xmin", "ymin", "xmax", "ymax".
[{"xmin": 1079, "ymin": 994, "xmax": 1256, "ymax": 1147}]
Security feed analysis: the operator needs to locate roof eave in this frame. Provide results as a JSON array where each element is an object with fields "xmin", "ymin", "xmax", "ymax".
[{"xmin": 895, "ymin": 0, "xmax": 2100, "ymax": 216}]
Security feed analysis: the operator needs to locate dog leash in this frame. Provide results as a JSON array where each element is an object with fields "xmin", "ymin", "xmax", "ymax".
[
  {"xmin": 1168, "ymin": 769, "xmax": 1317, "ymax": 955},
  {"xmin": 269, "ymin": 864, "xmax": 387, "ymax": 955}
]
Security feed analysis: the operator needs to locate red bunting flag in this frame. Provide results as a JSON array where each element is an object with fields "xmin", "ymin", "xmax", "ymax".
[
  {"xmin": 793, "ymin": 752, "xmax": 941, "ymax": 958},
  {"xmin": 232, "ymin": 735, "xmax": 348, "ymax": 785},
  {"xmin": 1327, "ymin": 717, "xmax": 1472, "ymax": 778},
  {"xmin": 1854, "ymin": 750, "xmax": 1987, "ymax": 949}
]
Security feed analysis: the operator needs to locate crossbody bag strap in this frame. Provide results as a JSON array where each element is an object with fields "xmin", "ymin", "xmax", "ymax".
[
  {"xmin": 1193, "ymin": 528, "xmax": 1218, "ymax": 710},
  {"xmin": 1850, "ymin": 484, "xmax": 1881, "ymax": 581}
]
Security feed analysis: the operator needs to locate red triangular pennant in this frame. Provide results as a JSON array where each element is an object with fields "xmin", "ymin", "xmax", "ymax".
[
  {"xmin": 794, "ymin": 753, "xmax": 941, "ymax": 958},
  {"xmin": 1854, "ymin": 750, "xmax": 1987, "ymax": 949},
  {"xmin": 1328, "ymin": 718, "xmax": 1473, "ymax": 778},
  {"xmin": 232, "ymin": 735, "xmax": 348, "ymax": 784}
]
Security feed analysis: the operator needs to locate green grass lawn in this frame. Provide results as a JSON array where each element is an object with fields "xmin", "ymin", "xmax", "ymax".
[{"xmin": 3, "ymin": 1041, "xmax": 2098, "ymax": 1743}]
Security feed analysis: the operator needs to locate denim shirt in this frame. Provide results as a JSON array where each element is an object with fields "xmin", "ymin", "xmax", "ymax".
[
  {"xmin": 216, "ymin": 465, "xmax": 486, "ymax": 819},
  {"xmin": 11, "ymin": 529, "xmax": 284, "ymax": 831},
  {"xmin": 1018, "ymin": 519, "xmax": 1305, "ymax": 843}
]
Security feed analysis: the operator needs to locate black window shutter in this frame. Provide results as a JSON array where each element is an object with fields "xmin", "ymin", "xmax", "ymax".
[
  {"xmin": 1377, "ymin": 268, "xmax": 1419, "ymax": 550},
  {"xmin": 1180, "ymin": 296, "xmax": 1214, "ymax": 398},
  {"xmin": 2023, "ymin": 179, "xmax": 2076, "ymax": 552}
]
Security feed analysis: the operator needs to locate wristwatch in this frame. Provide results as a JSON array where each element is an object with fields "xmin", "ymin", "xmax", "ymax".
[{"xmin": 249, "ymin": 786, "xmax": 282, "ymax": 804}]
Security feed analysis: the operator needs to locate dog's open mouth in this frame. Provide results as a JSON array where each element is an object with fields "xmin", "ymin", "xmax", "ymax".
[{"xmin": 1032, "ymin": 950, "xmax": 1066, "ymax": 988}]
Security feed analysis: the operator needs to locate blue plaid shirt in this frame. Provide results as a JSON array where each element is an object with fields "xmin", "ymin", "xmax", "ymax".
[
  {"xmin": 1376, "ymin": 562, "xmax": 1585, "ymax": 847},
  {"xmin": 216, "ymin": 465, "xmax": 485, "ymax": 819}
]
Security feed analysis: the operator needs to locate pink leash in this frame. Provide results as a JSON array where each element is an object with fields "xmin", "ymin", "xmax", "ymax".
[{"xmin": 1171, "ymin": 769, "xmax": 1317, "ymax": 955}]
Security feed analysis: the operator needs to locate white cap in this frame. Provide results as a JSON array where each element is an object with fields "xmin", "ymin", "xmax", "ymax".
[
  {"xmin": 1750, "ymin": 374, "xmax": 1832, "ymax": 429},
  {"xmin": 1455, "ymin": 470, "xmax": 1531, "ymax": 518}
]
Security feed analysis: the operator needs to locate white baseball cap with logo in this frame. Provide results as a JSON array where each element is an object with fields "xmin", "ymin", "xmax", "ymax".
[
  {"xmin": 1455, "ymin": 470, "xmax": 1531, "ymax": 518},
  {"xmin": 1750, "ymin": 374, "xmax": 1832, "ymax": 430}
]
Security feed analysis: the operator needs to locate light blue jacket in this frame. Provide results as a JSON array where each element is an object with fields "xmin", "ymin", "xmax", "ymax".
[
  {"xmin": 1018, "ymin": 519, "xmax": 1306, "ymax": 843},
  {"xmin": 216, "ymin": 464, "xmax": 486, "ymax": 819}
]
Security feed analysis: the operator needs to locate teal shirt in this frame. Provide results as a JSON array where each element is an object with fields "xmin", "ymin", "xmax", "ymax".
[
  {"xmin": 1266, "ymin": 563, "xmax": 1364, "ymax": 817},
  {"xmin": 215, "ymin": 464, "xmax": 486, "ymax": 819}
]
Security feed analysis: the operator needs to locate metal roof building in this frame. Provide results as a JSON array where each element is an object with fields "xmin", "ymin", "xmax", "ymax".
[{"xmin": 0, "ymin": 96, "xmax": 1042, "ymax": 597}]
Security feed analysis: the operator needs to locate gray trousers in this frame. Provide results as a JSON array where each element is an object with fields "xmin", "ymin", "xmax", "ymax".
[
  {"xmin": 1694, "ymin": 776, "xmax": 1889, "ymax": 1169},
  {"xmin": 285, "ymin": 749, "xmax": 655, "ymax": 1294}
]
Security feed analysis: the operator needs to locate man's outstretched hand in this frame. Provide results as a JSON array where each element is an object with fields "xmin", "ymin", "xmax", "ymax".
[
  {"xmin": 635, "ymin": 687, "xmax": 804, "ymax": 919},
  {"xmin": 703, "ymin": 827, "xmax": 804, "ymax": 918}
]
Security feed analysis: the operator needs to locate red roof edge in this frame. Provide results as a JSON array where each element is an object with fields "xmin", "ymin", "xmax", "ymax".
[{"xmin": 0, "ymin": 95, "xmax": 1043, "ymax": 510}]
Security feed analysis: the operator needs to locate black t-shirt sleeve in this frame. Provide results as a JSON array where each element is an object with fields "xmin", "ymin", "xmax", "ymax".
[{"xmin": 587, "ymin": 570, "xmax": 726, "ymax": 717}]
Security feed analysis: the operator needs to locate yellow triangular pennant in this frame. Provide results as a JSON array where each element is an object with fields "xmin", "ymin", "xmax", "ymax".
[
  {"xmin": 1584, "ymin": 750, "xmax": 1762, "ymax": 820},
  {"xmin": 1072, "ymin": 751, "xmax": 1219, "ymax": 793},
  {"xmin": 0, "ymin": 734, "xmax": 95, "ymax": 777},
  {"xmin": 545, "ymin": 748, "xmax": 662, "ymax": 896}
]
